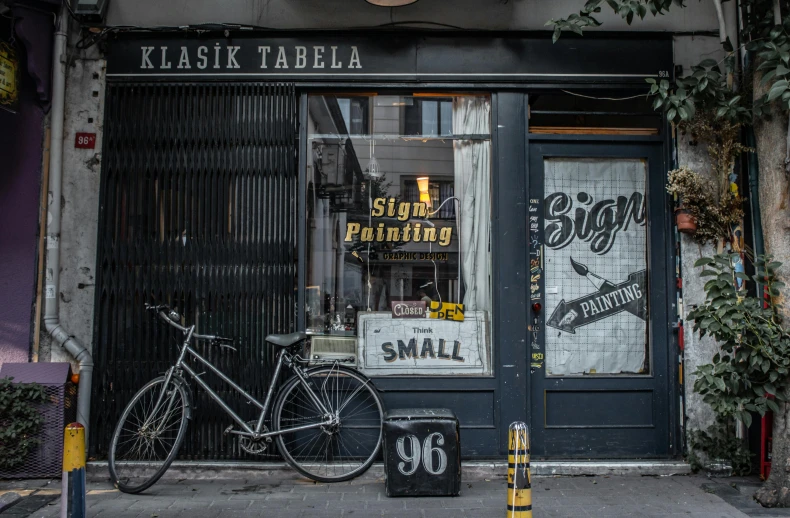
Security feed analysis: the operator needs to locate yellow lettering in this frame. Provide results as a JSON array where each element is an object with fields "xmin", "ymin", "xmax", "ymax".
[
  {"xmin": 371, "ymin": 197, "xmax": 385, "ymax": 217},
  {"xmin": 386, "ymin": 227, "xmax": 401, "ymax": 241},
  {"xmin": 397, "ymin": 202, "xmax": 410, "ymax": 222},
  {"xmin": 376, "ymin": 222, "xmax": 385, "ymax": 241},
  {"xmin": 361, "ymin": 227, "xmax": 374, "ymax": 241},
  {"xmin": 423, "ymin": 227, "xmax": 437, "ymax": 242},
  {"xmin": 345, "ymin": 222, "xmax": 360, "ymax": 241},
  {"xmin": 402, "ymin": 223, "xmax": 412, "ymax": 241},
  {"xmin": 412, "ymin": 202, "xmax": 428, "ymax": 218},
  {"xmin": 439, "ymin": 227, "xmax": 452, "ymax": 246}
]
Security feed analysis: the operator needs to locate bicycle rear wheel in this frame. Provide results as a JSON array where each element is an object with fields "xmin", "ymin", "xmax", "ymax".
[
  {"xmin": 108, "ymin": 375, "xmax": 190, "ymax": 494},
  {"xmin": 273, "ymin": 365, "xmax": 384, "ymax": 482}
]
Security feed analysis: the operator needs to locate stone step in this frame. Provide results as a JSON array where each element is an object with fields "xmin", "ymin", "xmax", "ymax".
[{"xmin": 87, "ymin": 459, "xmax": 690, "ymax": 482}]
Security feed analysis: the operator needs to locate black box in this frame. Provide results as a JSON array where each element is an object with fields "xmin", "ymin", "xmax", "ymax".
[{"xmin": 383, "ymin": 408, "xmax": 461, "ymax": 497}]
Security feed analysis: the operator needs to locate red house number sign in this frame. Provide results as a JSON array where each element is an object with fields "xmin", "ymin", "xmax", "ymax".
[{"xmin": 75, "ymin": 132, "xmax": 96, "ymax": 149}]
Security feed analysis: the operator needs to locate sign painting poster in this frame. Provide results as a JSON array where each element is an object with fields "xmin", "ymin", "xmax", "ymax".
[
  {"xmin": 357, "ymin": 312, "xmax": 490, "ymax": 376},
  {"xmin": 543, "ymin": 158, "xmax": 649, "ymax": 375}
]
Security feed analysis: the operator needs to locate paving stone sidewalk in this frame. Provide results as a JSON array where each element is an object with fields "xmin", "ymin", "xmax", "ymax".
[{"xmin": 4, "ymin": 472, "xmax": 790, "ymax": 518}]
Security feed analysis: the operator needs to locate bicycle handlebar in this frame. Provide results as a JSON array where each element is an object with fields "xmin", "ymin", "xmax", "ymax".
[{"xmin": 145, "ymin": 302, "xmax": 235, "ymax": 349}]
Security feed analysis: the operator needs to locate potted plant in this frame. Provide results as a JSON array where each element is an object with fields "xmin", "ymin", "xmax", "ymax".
[
  {"xmin": 675, "ymin": 207, "xmax": 697, "ymax": 233},
  {"xmin": 666, "ymin": 167, "xmax": 743, "ymax": 244},
  {"xmin": 667, "ymin": 167, "xmax": 705, "ymax": 233}
]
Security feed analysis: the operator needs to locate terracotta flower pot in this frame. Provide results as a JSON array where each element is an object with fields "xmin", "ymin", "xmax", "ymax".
[{"xmin": 675, "ymin": 208, "xmax": 697, "ymax": 234}]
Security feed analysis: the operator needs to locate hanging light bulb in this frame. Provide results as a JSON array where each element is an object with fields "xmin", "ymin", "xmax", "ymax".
[{"xmin": 366, "ymin": 139, "xmax": 383, "ymax": 178}]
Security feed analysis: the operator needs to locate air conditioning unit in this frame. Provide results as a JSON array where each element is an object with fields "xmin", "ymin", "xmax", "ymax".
[{"xmin": 309, "ymin": 335, "xmax": 357, "ymax": 367}]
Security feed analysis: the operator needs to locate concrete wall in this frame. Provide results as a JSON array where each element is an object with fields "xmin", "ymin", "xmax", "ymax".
[
  {"xmin": 676, "ymin": 134, "xmax": 719, "ymax": 435},
  {"xmin": 0, "ymin": 45, "xmax": 44, "ymax": 367},
  {"xmin": 673, "ymin": 40, "xmax": 727, "ymax": 436},
  {"xmin": 40, "ymin": 53, "xmax": 105, "ymax": 367},
  {"xmin": 106, "ymin": 0, "xmax": 719, "ymax": 32}
]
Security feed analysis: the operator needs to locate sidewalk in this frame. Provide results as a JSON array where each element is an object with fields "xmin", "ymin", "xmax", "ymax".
[{"xmin": 4, "ymin": 471, "xmax": 790, "ymax": 518}]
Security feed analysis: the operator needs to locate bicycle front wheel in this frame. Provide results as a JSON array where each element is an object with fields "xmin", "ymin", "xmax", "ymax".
[
  {"xmin": 108, "ymin": 375, "xmax": 190, "ymax": 494},
  {"xmin": 273, "ymin": 365, "xmax": 384, "ymax": 482}
]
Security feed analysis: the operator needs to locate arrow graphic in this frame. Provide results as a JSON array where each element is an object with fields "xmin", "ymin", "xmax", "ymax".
[{"xmin": 546, "ymin": 259, "xmax": 648, "ymax": 334}]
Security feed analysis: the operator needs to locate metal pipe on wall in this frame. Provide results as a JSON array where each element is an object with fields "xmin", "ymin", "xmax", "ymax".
[{"xmin": 43, "ymin": 5, "xmax": 94, "ymax": 444}]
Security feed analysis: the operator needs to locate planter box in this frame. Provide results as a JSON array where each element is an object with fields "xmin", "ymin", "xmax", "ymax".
[{"xmin": 0, "ymin": 363, "xmax": 77, "ymax": 479}]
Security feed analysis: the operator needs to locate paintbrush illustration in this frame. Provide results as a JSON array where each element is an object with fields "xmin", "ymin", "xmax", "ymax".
[{"xmin": 570, "ymin": 257, "xmax": 615, "ymax": 291}]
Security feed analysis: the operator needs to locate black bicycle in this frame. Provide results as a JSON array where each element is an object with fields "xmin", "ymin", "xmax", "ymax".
[{"xmin": 108, "ymin": 303, "xmax": 384, "ymax": 493}]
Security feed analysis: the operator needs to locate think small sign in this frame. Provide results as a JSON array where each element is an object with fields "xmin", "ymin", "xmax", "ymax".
[{"xmin": 0, "ymin": 42, "xmax": 19, "ymax": 113}]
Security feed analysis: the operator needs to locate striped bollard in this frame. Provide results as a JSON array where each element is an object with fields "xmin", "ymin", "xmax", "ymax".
[
  {"xmin": 61, "ymin": 423, "xmax": 86, "ymax": 518},
  {"xmin": 507, "ymin": 422, "xmax": 532, "ymax": 518}
]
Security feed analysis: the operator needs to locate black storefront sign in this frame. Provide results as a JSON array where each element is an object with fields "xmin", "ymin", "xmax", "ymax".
[{"xmin": 106, "ymin": 32, "xmax": 673, "ymax": 82}]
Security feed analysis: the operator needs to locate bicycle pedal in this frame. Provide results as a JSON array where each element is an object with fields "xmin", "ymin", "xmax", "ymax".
[{"xmin": 223, "ymin": 425, "xmax": 234, "ymax": 436}]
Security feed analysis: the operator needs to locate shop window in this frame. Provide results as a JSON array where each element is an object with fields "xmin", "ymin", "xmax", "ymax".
[
  {"xmin": 403, "ymin": 98, "xmax": 453, "ymax": 136},
  {"xmin": 336, "ymin": 96, "xmax": 370, "ymax": 135},
  {"xmin": 402, "ymin": 178, "xmax": 455, "ymax": 219},
  {"xmin": 306, "ymin": 94, "xmax": 492, "ymax": 376},
  {"xmin": 529, "ymin": 91, "xmax": 661, "ymax": 135},
  {"xmin": 313, "ymin": 95, "xmax": 370, "ymax": 136}
]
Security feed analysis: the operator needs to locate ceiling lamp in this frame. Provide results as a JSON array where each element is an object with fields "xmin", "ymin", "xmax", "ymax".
[
  {"xmin": 417, "ymin": 176, "xmax": 432, "ymax": 207},
  {"xmin": 365, "ymin": 0, "xmax": 419, "ymax": 6},
  {"xmin": 366, "ymin": 140, "xmax": 383, "ymax": 179}
]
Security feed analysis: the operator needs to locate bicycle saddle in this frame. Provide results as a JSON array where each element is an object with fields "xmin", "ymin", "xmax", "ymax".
[{"xmin": 265, "ymin": 331, "xmax": 307, "ymax": 347}]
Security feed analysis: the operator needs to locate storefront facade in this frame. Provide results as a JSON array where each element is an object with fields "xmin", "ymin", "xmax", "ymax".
[{"xmin": 89, "ymin": 31, "xmax": 679, "ymax": 459}]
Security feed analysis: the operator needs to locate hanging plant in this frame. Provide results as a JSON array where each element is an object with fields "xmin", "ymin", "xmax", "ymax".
[
  {"xmin": 679, "ymin": 112, "xmax": 751, "ymax": 201},
  {"xmin": 666, "ymin": 167, "xmax": 744, "ymax": 245}
]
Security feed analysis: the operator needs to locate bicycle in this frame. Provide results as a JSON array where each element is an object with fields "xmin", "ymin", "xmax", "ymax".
[{"xmin": 108, "ymin": 303, "xmax": 384, "ymax": 493}]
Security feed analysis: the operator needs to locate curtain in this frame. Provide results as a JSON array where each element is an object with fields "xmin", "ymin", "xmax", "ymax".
[{"xmin": 453, "ymin": 97, "xmax": 491, "ymax": 312}]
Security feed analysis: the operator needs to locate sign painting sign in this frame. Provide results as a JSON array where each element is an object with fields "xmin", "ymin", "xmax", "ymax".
[{"xmin": 543, "ymin": 158, "xmax": 649, "ymax": 375}]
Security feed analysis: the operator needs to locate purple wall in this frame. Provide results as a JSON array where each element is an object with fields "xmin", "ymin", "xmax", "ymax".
[{"xmin": 0, "ymin": 45, "xmax": 44, "ymax": 366}]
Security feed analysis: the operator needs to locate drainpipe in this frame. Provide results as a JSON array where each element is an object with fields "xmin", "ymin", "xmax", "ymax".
[{"xmin": 43, "ymin": 5, "xmax": 94, "ymax": 444}]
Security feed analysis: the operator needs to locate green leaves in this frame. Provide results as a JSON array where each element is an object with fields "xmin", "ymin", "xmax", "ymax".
[
  {"xmin": 690, "ymin": 254, "xmax": 790, "ymax": 432},
  {"xmin": 0, "ymin": 377, "xmax": 48, "ymax": 471},
  {"xmin": 547, "ymin": 0, "xmax": 677, "ymax": 40},
  {"xmin": 768, "ymin": 79, "xmax": 789, "ymax": 101},
  {"xmin": 551, "ymin": 1, "xmax": 790, "ymax": 122}
]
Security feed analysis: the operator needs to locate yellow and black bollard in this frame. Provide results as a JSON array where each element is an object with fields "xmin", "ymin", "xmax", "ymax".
[
  {"xmin": 507, "ymin": 422, "xmax": 532, "ymax": 518},
  {"xmin": 61, "ymin": 423, "xmax": 86, "ymax": 518}
]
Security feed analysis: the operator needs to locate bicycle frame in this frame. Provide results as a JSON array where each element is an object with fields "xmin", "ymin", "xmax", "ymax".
[{"xmin": 152, "ymin": 311, "xmax": 334, "ymax": 441}]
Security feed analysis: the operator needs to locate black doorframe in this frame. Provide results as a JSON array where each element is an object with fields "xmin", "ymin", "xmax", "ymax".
[
  {"xmin": 526, "ymin": 136, "xmax": 679, "ymax": 458},
  {"xmin": 494, "ymin": 92, "xmax": 530, "ymax": 452}
]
